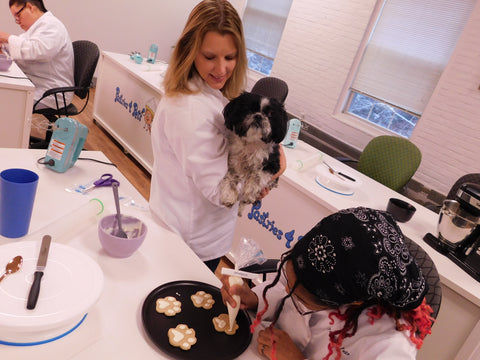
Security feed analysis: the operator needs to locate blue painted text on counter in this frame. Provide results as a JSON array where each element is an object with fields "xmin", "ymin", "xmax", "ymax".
[
  {"xmin": 114, "ymin": 87, "xmax": 145, "ymax": 122},
  {"xmin": 247, "ymin": 202, "xmax": 303, "ymax": 249}
]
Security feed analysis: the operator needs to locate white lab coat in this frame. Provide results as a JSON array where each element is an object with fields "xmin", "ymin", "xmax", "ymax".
[
  {"xmin": 150, "ymin": 76, "xmax": 238, "ymax": 261},
  {"xmin": 252, "ymin": 277, "xmax": 418, "ymax": 360},
  {"xmin": 6, "ymin": 11, "xmax": 74, "ymax": 109}
]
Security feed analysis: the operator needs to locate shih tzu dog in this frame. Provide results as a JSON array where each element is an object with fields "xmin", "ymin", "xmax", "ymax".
[{"xmin": 220, "ymin": 92, "xmax": 288, "ymax": 216}]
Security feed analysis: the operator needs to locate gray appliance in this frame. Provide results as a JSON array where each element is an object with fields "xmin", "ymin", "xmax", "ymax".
[{"xmin": 424, "ymin": 183, "xmax": 480, "ymax": 281}]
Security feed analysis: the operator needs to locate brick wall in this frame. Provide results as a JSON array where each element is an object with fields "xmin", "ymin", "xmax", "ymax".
[{"xmin": 265, "ymin": 0, "xmax": 480, "ymax": 196}]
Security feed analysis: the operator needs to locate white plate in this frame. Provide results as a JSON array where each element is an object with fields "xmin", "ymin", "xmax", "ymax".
[
  {"xmin": 314, "ymin": 163, "xmax": 361, "ymax": 196},
  {"xmin": 0, "ymin": 241, "xmax": 104, "ymax": 344}
]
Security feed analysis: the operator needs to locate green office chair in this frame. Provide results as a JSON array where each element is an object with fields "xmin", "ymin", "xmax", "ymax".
[{"xmin": 341, "ymin": 135, "xmax": 422, "ymax": 192}]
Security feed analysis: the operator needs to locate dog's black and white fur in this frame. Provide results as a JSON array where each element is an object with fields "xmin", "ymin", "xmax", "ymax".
[{"xmin": 220, "ymin": 92, "xmax": 288, "ymax": 216}]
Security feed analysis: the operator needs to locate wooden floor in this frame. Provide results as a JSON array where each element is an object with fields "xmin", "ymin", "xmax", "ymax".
[{"xmin": 31, "ymin": 88, "xmax": 152, "ymax": 200}]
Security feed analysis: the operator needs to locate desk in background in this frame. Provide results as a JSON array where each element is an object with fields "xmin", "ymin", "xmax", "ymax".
[
  {"xmin": 93, "ymin": 51, "xmax": 166, "ymax": 173},
  {"xmin": 0, "ymin": 63, "xmax": 34, "ymax": 148},
  {"xmin": 232, "ymin": 140, "xmax": 480, "ymax": 360},
  {"xmin": 0, "ymin": 148, "xmax": 260, "ymax": 360}
]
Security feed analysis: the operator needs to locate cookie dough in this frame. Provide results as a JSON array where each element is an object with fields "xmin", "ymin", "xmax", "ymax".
[
  {"xmin": 212, "ymin": 313, "xmax": 239, "ymax": 335},
  {"xmin": 168, "ymin": 324, "xmax": 197, "ymax": 350},
  {"xmin": 191, "ymin": 290, "xmax": 215, "ymax": 309},
  {"xmin": 156, "ymin": 296, "xmax": 182, "ymax": 316}
]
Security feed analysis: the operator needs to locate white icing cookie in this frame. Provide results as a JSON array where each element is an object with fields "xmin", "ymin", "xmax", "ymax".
[
  {"xmin": 168, "ymin": 324, "xmax": 197, "ymax": 350},
  {"xmin": 212, "ymin": 313, "xmax": 239, "ymax": 335},
  {"xmin": 156, "ymin": 296, "xmax": 182, "ymax": 316},
  {"xmin": 190, "ymin": 290, "xmax": 215, "ymax": 309}
]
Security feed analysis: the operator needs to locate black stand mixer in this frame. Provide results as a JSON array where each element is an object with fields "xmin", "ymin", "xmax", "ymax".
[{"xmin": 424, "ymin": 183, "xmax": 480, "ymax": 281}]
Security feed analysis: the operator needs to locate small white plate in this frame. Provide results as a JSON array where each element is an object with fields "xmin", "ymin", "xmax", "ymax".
[
  {"xmin": 314, "ymin": 163, "xmax": 361, "ymax": 196},
  {"xmin": 0, "ymin": 241, "xmax": 104, "ymax": 344}
]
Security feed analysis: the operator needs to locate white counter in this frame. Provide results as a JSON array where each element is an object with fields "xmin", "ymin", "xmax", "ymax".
[
  {"xmin": 0, "ymin": 62, "xmax": 34, "ymax": 148},
  {"xmin": 0, "ymin": 148, "xmax": 261, "ymax": 360}
]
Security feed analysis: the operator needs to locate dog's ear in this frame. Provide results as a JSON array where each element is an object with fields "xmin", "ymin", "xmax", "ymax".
[
  {"xmin": 268, "ymin": 99, "xmax": 289, "ymax": 143},
  {"xmin": 223, "ymin": 92, "xmax": 247, "ymax": 130}
]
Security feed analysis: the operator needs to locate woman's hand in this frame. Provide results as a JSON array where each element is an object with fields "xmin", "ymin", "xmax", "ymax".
[
  {"xmin": 219, "ymin": 274, "xmax": 258, "ymax": 310},
  {"xmin": 257, "ymin": 326, "xmax": 304, "ymax": 360},
  {"xmin": 257, "ymin": 145, "xmax": 287, "ymax": 200}
]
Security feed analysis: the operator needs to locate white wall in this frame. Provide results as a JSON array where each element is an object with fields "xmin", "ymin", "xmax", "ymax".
[
  {"xmin": 2, "ymin": 0, "xmax": 479, "ymax": 195},
  {"xmin": 0, "ymin": 0, "xmax": 244, "ymax": 62}
]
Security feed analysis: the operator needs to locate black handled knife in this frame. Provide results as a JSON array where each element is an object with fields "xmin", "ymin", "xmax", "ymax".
[{"xmin": 27, "ymin": 235, "xmax": 52, "ymax": 310}]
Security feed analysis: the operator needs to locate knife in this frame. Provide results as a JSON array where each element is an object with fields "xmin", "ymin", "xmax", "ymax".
[
  {"xmin": 27, "ymin": 235, "xmax": 52, "ymax": 310},
  {"xmin": 323, "ymin": 161, "xmax": 356, "ymax": 182}
]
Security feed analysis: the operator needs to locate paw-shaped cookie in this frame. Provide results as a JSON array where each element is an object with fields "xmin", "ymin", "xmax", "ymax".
[
  {"xmin": 191, "ymin": 290, "xmax": 215, "ymax": 309},
  {"xmin": 156, "ymin": 296, "xmax": 181, "ymax": 316},
  {"xmin": 212, "ymin": 313, "xmax": 239, "ymax": 335},
  {"xmin": 168, "ymin": 324, "xmax": 197, "ymax": 350}
]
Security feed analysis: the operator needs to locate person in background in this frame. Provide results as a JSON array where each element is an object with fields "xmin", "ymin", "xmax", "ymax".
[
  {"xmin": 0, "ymin": 0, "xmax": 74, "ymax": 110},
  {"xmin": 221, "ymin": 207, "xmax": 434, "ymax": 360},
  {"xmin": 149, "ymin": 0, "xmax": 286, "ymax": 272}
]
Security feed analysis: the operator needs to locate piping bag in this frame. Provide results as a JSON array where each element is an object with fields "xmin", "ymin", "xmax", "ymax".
[{"xmin": 222, "ymin": 237, "xmax": 267, "ymax": 331}]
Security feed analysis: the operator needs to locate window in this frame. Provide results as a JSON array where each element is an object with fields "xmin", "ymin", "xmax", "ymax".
[
  {"xmin": 242, "ymin": 0, "xmax": 292, "ymax": 75},
  {"xmin": 345, "ymin": 0, "xmax": 474, "ymax": 138}
]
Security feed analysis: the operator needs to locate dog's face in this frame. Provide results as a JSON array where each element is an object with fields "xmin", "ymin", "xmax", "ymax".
[{"xmin": 223, "ymin": 92, "xmax": 288, "ymax": 143}]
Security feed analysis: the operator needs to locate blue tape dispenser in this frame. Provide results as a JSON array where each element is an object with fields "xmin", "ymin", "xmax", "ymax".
[
  {"xmin": 147, "ymin": 44, "xmax": 158, "ymax": 64},
  {"xmin": 282, "ymin": 118, "xmax": 302, "ymax": 148},
  {"xmin": 44, "ymin": 117, "xmax": 88, "ymax": 173}
]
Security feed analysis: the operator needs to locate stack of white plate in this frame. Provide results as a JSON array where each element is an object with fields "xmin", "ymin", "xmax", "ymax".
[
  {"xmin": 0, "ymin": 241, "xmax": 103, "ymax": 346},
  {"xmin": 314, "ymin": 163, "xmax": 361, "ymax": 196}
]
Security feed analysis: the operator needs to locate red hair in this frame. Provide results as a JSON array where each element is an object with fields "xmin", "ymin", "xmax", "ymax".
[
  {"xmin": 251, "ymin": 290, "xmax": 434, "ymax": 360},
  {"xmin": 323, "ymin": 298, "xmax": 434, "ymax": 360}
]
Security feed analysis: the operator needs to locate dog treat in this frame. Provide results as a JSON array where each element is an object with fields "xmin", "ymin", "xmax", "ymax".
[
  {"xmin": 227, "ymin": 276, "xmax": 243, "ymax": 331},
  {"xmin": 190, "ymin": 290, "xmax": 215, "ymax": 309},
  {"xmin": 168, "ymin": 324, "xmax": 197, "ymax": 350},
  {"xmin": 213, "ymin": 313, "xmax": 239, "ymax": 335},
  {"xmin": 156, "ymin": 296, "xmax": 182, "ymax": 316}
]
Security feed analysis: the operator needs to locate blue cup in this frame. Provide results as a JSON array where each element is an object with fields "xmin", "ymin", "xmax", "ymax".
[{"xmin": 0, "ymin": 168, "xmax": 39, "ymax": 238}]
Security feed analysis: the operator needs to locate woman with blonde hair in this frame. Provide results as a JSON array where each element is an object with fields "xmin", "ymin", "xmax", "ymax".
[{"xmin": 150, "ymin": 0, "xmax": 285, "ymax": 272}]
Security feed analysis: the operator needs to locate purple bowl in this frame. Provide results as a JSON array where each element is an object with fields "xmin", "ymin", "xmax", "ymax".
[
  {"xmin": 98, "ymin": 214, "xmax": 147, "ymax": 258},
  {"xmin": 0, "ymin": 54, "xmax": 12, "ymax": 71}
]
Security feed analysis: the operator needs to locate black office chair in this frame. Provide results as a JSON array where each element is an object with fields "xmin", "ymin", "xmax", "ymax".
[
  {"xmin": 241, "ymin": 236, "xmax": 442, "ymax": 322},
  {"xmin": 30, "ymin": 40, "xmax": 100, "ymax": 149},
  {"xmin": 250, "ymin": 76, "xmax": 289, "ymax": 104}
]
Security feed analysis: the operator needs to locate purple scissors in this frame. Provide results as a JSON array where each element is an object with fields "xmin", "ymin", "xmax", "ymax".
[{"xmin": 84, "ymin": 173, "xmax": 120, "ymax": 192}]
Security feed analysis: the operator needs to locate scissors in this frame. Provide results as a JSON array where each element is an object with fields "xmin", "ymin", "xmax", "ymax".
[{"xmin": 84, "ymin": 173, "xmax": 120, "ymax": 192}]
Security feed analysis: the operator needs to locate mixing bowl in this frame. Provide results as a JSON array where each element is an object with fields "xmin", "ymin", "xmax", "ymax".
[
  {"xmin": 98, "ymin": 214, "xmax": 147, "ymax": 258},
  {"xmin": 0, "ymin": 54, "xmax": 12, "ymax": 71}
]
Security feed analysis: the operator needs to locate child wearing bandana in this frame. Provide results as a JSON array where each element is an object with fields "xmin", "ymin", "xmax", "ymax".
[{"xmin": 221, "ymin": 207, "xmax": 434, "ymax": 360}]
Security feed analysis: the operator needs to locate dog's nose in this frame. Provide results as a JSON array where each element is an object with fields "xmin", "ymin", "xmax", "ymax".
[{"xmin": 254, "ymin": 114, "xmax": 263, "ymax": 123}]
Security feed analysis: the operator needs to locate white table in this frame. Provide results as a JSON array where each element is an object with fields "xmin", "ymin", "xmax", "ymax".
[
  {"xmin": 0, "ymin": 148, "xmax": 260, "ymax": 360},
  {"xmin": 232, "ymin": 140, "xmax": 480, "ymax": 360},
  {"xmin": 93, "ymin": 51, "xmax": 167, "ymax": 173},
  {"xmin": 0, "ymin": 62, "xmax": 34, "ymax": 148}
]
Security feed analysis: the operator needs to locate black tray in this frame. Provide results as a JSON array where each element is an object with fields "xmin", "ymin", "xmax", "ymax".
[
  {"xmin": 424, "ymin": 233, "xmax": 480, "ymax": 282},
  {"xmin": 142, "ymin": 280, "xmax": 252, "ymax": 360}
]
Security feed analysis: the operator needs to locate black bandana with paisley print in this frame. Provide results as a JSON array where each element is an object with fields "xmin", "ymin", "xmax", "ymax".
[{"xmin": 291, "ymin": 207, "xmax": 427, "ymax": 310}]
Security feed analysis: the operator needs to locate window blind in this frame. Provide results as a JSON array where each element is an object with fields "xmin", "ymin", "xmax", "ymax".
[
  {"xmin": 351, "ymin": 0, "xmax": 474, "ymax": 114},
  {"xmin": 243, "ymin": 0, "xmax": 292, "ymax": 59}
]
